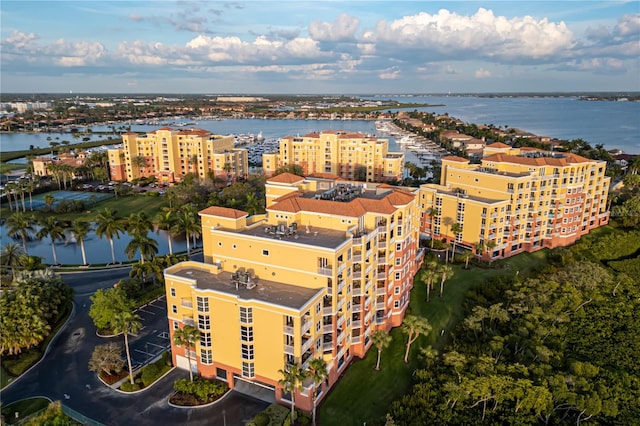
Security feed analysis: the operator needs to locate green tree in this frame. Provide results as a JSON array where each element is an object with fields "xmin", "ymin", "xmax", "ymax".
[
  {"xmin": 437, "ymin": 264, "xmax": 454, "ymax": 298},
  {"xmin": 421, "ymin": 268, "xmax": 440, "ymax": 302},
  {"xmin": 173, "ymin": 325, "xmax": 201, "ymax": 382},
  {"xmin": 112, "ymin": 311, "xmax": 142, "ymax": 385},
  {"xmin": 1, "ymin": 242, "xmax": 25, "ymax": 283},
  {"xmin": 450, "ymin": 222, "xmax": 463, "ymax": 262},
  {"xmin": 278, "ymin": 363, "xmax": 308, "ymax": 423},
  {"xmin": 125, "ymin": 233, "xmax": 158, "ymax": 264},
  {"xmin": 89, "ymin": 287, "xmax": 133, "ymax": 331},
  {"xmin": 174, "ymin": 205, "xmax": 200, "ymax": 258},
  {"xmin": 95, "ymin": 208, "xmax": 126, "ymax": 265},
  {"xmin": 308, "ymin": 357, "xmax": 329, "ymax": 426},
  {"xmin": 371, "ymin": 329, "xmax": 393, "ymax": 370},
  {"xmin": 154, "ymin": 208, "xmax": 178, "ymax": 255},
  {"xmin": 36, "ymin": 217, "xmax": 66, "ymax": 265},
  {"xmin": 70, "ymin": 220, "xmax": 92, "ymax": 266},
  {"xmin": 402, "ymin": 315, "xmax": 432, "ymax": 363},
  {"xmin": 5, "ymin": 212, "xmax": 35, "ymax": 254}
]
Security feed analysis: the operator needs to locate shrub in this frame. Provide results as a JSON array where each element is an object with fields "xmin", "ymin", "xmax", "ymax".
[
  {"xmin": 253, "ymin": 412, "xmax": 270, "ymax": 426},
  {"xmin": 120, "ymin": 381, "xmax": 140, "ymax": 392},
  {"xmin": 174, "ymin": 377, "xmax": 229, "ymax": 402},
  {"xmin": 141, "ymin": 362, "xmax": 161, "ymax": 387},
  {"xmin": 162, "ymin": 350, "xmax": 171, "ymax": 366}
]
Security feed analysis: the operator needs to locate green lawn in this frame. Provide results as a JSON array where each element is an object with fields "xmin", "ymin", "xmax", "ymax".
[
  {"xmin": 319, "ymin": 250, "xmax": 549, "ymax": 426},
  {"xmin": 0, "ymin": 397, "xmax": 50, "ymax": 424}
]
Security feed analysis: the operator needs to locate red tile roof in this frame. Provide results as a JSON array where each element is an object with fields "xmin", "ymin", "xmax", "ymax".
[
  {"xmin": 441, "ymin": 156, "xmax": 469, "ymax": 163},
  {"xmin": 486, "ymin": 142, "xmax": 511, "ymax": 149},
  {"xmin": 482, "ymin": 153, "xmax": 592, "ymax": 167}
]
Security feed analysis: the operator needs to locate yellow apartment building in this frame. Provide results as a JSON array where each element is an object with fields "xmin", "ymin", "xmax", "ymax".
[
  {"xmin": 164, "ymin": 173, "xmax": 424, "ymax": 411},
  {"xmin": 107, "ymin": 127, "xmax": 248, "ymax": 184},
  {"xmin": 418, "ymin": 144, "xmax": 610, "ymax": 259},
  {"xmin": 262, "ymin": 130, "xmax": 404, "ymax": 182}
]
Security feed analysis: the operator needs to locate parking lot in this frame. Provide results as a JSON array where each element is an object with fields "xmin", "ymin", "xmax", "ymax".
[{"xmin": 128, "ymin": 295, "xmax": 171, "ymax": 370}]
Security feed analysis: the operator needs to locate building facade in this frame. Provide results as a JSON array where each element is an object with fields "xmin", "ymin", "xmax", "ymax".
[
  {"xmin": 419, "ymin": 144, "xmax": 610, "ymax": 259},
  {"xmin": 262, "ymin": 130, "xmax": 404, "ymax": 182},
  {"xmin": 108, "ymin": 127, "xmax": 248, "ymax": 184},
  {"xmin": 164, "ymin": 173, "xmax": 424, "ymax": 410}
]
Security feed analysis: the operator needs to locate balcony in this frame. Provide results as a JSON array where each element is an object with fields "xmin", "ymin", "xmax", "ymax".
[
  {"xmin": 302, "ymin": 318, "xmax": 312, "ymax": 335},
  {"xmin": 352, "ymin": 335, "xmax": 362, "ymax": 344},
  {"xmin": 352, "ymin": 303, "xmax": 362, "ymax": 313},
  {"xmin": 337, "ymin": 298, "xmax": 346, "ymax": 311},
  {"xmin": 302, "ymin": 337, "xmax": 314, "ymax": 353},
  {"xmin": 376, "ymin": 287, "xmax": 386, "ymax": 296},
  {"xmin": 318, "ymin": 266, "xmax": 333, "ymax": 276},
  {"xmin": 323, "ymin": 342, "xmax": 333, "ymax": 352},
  {"xmin": 377, "ymin": 271, "xmax": 386, "ymax": 280},
  {"xmin": 323, "ymin": 306, "xmax": 333, "ymax": 315},
  {"xmin": 337, "ymin": 330, "xmax": 346, "ymax": 345},
  {"xmin": 352, "ymin": 320, "xmax": 362, "ymax": 329},
  {"xmin": 337, "ymin": 314, "xmax": 346, "ymax": 328},
  {"xmin": 284, "ymin": 344, "xmax": 294, "ymax": 356},
  {"xmin": 376, "ymin": 302, "xmax": 385, "ymax": 310},
  {"xmin": 337, "ymin": 280, "xmax": 346, "ymax": 293},
  {"xmin": 353, "ymin": 254, "xmax": 362, "ymax": 263},
  {"xmin": 183, "ymin": 317, "xmax": 195, "ymax": 327},
  {"xmin": 180, "ymin": 299, "xmax": 193, "ymax": 309},
  {"xmin": 283, "ymin": 325, "xmax": 294, "ymax": 335}
]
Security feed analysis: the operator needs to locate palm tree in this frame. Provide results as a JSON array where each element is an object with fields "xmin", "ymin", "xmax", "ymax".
[
  {"xmin": 437, "ymin": 264, "xmax": 454, "ymax": 298},
  {"xmin": 126, "ymin": 212, "xmax": 153, "ymax": 238},
  {"xmin": 308, "ymin": 357, "xmax": 328, "ymax": 426},
  {"xmin": 450, "ymin": 222, "xmax": 463, "ymax": 263},
  {"xmin": 173, "ymin": 325, "xmax": 201, "ymax": 382},
  {"xmin": 95, "ymin": 208, "xmax": 126, "ymax": 265},
  {"xmin": 244, "ymin": 193, "xmax": 262, "ymax": 215},
  {"xmin": 462, "ymin": 251, "xmax": 473, "ymax": 270},
  {"xmin": 475, "ymin": 241, "xmax": 485, "ymax": 258},
  {"xmin": 371, "ymin": 329, "xmax": 392, "ymax": 371},
  {"xmin": 427, "ymin": 207, "xmax": 439, "ymax": 248},
  {"xmin": 125, "ymin": 234, "xmax": 158, "ymax": 264},
  {"xmin": 1, "ymin": 242, "xmax": 25, "ymax": 283},
  {"xmin": 24, "ymin": 180, "xmax": 35, "ymax": 211},
  {"xmin": 154, "ymin": 209, "xmax": 177, "ymax": 255},
  {"xmin": 402, "ymin": 315, "xmax": 432, "ymax": 363},
  {"xmin": 5, "ymin": 212, "xmax": 35, "ymax": 254},
  {"xmin": 112, "ymin": 311, "xmax": 142, "ymax": 385},
  {"xmin": 70, "ymin": 220, "xmax": 92, "ymax": 266},
  {"xmin": 36, "ymin": 217, "xmax": 66, "ymax": 265},
  {"xmin": 174, "ymin": 206, "xmax": 200, "ymax": 258},
  {"xmin": 278, "ymin": 363, "xmax": 308, "ymax": 423},
  {"xmin": 421, "ymin": 268, "xmax": 440, "ymax": 302}
]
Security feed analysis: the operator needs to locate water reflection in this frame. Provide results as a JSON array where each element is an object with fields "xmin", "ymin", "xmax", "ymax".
[{"xmin": 0, "ymin": 224, "xmax": 199, "ymax": 265}]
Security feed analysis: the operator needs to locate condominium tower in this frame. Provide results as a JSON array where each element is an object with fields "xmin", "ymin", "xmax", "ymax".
[
  {"xmin": 262, "ymin": 130, "xmax": 405, "ymax": 182},
  {"xmin": 419, "ymin": 144, "xmax": 610, "ymax": 259},
  {"xmin": 164, "ymin": 173, "xmax": 424, "ymax": 410},
  {"xmin": 108, "ymin": 127, "xmax": 248, "ymax": 184}
]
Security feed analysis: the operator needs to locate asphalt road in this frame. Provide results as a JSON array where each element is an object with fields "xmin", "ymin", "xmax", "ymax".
[{"xmin": 1, "ymin": 262, "xmax": 269, "ymax": 426}]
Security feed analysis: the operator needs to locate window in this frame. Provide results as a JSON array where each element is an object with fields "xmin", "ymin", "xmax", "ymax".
[
  {"xmin": 240, "ymin": 307, "xmax": 253, "ymax": 323},
  {"xmin": 170, "ymin": 288, "xmax": 176, "ymax": 297},
  {"xmin": 396, "ymin": 243, "xmax": 402, "ymax": 251},
  {"xmin": 201, "ymin": 349, "xmax": 212, "ymax": 365},
  {"xmin": 242, "ymin": 362, "xmax": 255, "ymax": 378},
  {"xmin": 395, "ymin": 272, "xmax": 401, "ymax": 281},
  {"xmin": 196, "ymin": 296, "xmax": 209, "ymax": 313},
  {"xmin": 395, "ymin": 258, "xmax": 401, "ymax": 266},
  {"xmin": 198, "ymin": 315, "xmax": 210, "ymax": 330},
  {"xmin": 241, "ymin": 344, "xmax": 254, "ymax": 360},
  {"xmin": 200, "ymin": 332, "xmax": 212, "ymax": 347},
  {"xmin": 171, "ymin": 305, "xmax": 177, "ymax": 314},
  {"xmin": 262, "ymin": 249, "xmax": 269, "ymax": 256},
  {"xmin": 216, "ymin": 368, "xmax": 227, "ymax": 381},
  {"xmin": 241, "ymin": 325, "xmax": 254, "ymax": 342},
  {"xmin": 173, "ymin": 321, "xmax": 179, "ymax": 330},
  {"xmin": 394, "ymin": 301, "xmax": 400, "ymax": 309}
]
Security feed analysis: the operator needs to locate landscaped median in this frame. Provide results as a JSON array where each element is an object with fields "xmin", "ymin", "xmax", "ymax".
[
  {"xmin": 97, "ymin": 351, "xmax": 173, "ymax": 393},
  {"xmin": 168, "ymin": 376, "xmax": 230, "ymax": 407}
]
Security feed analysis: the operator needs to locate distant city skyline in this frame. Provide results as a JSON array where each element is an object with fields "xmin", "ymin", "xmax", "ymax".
[{"xmin": 1, "ymin": 1, "xmax": 638, "ymax": 94}]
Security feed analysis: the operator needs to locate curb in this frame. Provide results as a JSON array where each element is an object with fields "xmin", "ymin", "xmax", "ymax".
[
  {"xmin": 167, "ymin": 388, "xmax": 232, "ymax": 409},
  {"xmin": 110, "ymin": 365, "xmax": 175, "ymax": 395}
]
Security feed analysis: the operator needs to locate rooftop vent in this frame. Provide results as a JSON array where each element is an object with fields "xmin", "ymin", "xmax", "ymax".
[{"xmin": 231, "ymin": 268, "xmax": 257, "ymax": 290}]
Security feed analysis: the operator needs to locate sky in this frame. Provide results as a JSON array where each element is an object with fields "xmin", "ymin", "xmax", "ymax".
[{"xmin": 1, "ymin": 1, "xmax": 639, "ymax": 94}]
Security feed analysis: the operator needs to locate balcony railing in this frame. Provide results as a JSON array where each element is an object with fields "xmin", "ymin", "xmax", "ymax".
[
  {"xmin": 181, "ymin": 300, "xmax": 193, "ymax": 309},
  {"xmin": 318, "ymin": 266, "xmax": 333, "ymax": 276},
  {"xmin": 376, "ymin": 287, "xmax": 386, "ymax": 296},
  {"xmin": 352, "ymin": 303, "xmax": 362, "ymax": 313},
  {"xmin": 284, "ymin": 344, "xmax": 294, "ymax": 355},
  {"xmin": 352, "ymin": 320, "xmax": 362, "ymax": 329},
  {"xmin": 283, "ymin": 325, "xmax": 294, "ymax": 335},
  {"xmin": 323, "ymin": 306, "xmax": 333, "ymax": 315},
  {"xmin": 323, "ymin": 324, "xmax": 333, "ymax": 334},
  {"xmin": 183, "ymin": 317, "xmax": 195, "ymax": 327},
  {"xmin": 302, "ymin": 338, "xmax": 314, "ymax": 353},
  {"xmin": 353, "ymin": 286, "xmax": 363, "ymax": 297},
  {"xmin": 323, "ymin": 342, "xmax": 333, "ymax": 352}
]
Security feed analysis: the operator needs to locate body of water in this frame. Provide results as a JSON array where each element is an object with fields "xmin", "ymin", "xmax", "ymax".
[
  {"xmin": 0, "ymin": 224, "xmax": 196, "ymax": 265},
  {"xmin": 1, "ymin": 96, "xmax": 638, "ymax": 154}
]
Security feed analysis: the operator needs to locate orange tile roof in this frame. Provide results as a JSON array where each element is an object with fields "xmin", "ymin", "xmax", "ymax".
[
  {"xmin": 269, "ymin": 188, "xmax": 414, "ymax": 217},
  {"xmin": 267, "ymin": 173, "xmax": 305, "ymax": 184},
  {"xmin": 482, "ymin": 153, "xmax": 592, "ymax": 167},
  {"xmin": 307, "ymin": 173, "xmax": 345, "ymax": 180},
  {"xmin": 441, "ymin": 156, "xmax": 469, "ymax": 163},
  {"xmin": 199, "ymin": 206, "xmax": 247, "ymax": 219},
  {"xmin": 486, "ymin": 142, "xmax": 511, "ymax": 149}
]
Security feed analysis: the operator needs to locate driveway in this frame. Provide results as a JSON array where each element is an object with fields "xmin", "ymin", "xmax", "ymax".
[{"xmin": 1, "ymin": 266, "xmax": 269, "ymax": 426}]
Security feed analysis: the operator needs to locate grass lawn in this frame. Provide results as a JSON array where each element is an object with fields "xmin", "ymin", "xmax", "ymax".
[
  {"xmin": 319, "ymin": 250, "xmax": 549, "ymax": 426},
  {"xmin": 1, "ymin": 192, "xmax": 170, "ymax": 222},
  {"xmin": 0, "ymin": 397, "xmax": 50, "ymax": 425}
]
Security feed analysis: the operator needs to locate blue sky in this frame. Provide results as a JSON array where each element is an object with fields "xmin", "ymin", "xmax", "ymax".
[{"xmin": 1, "ymin": 1, "xmax": 638, "ymax": 94}]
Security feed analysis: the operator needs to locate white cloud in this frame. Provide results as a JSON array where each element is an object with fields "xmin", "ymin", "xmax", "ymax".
[
  {"xmin": 475, "ymin": 68, "xmax": 491, "ymax": 78},
  {"xmin": 362, "ymin": 8, "xmax": 575, "ymax": 62},
  {"xmin": 308, "ymin": 13, "xmax": 360, "ymax": 42}
]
